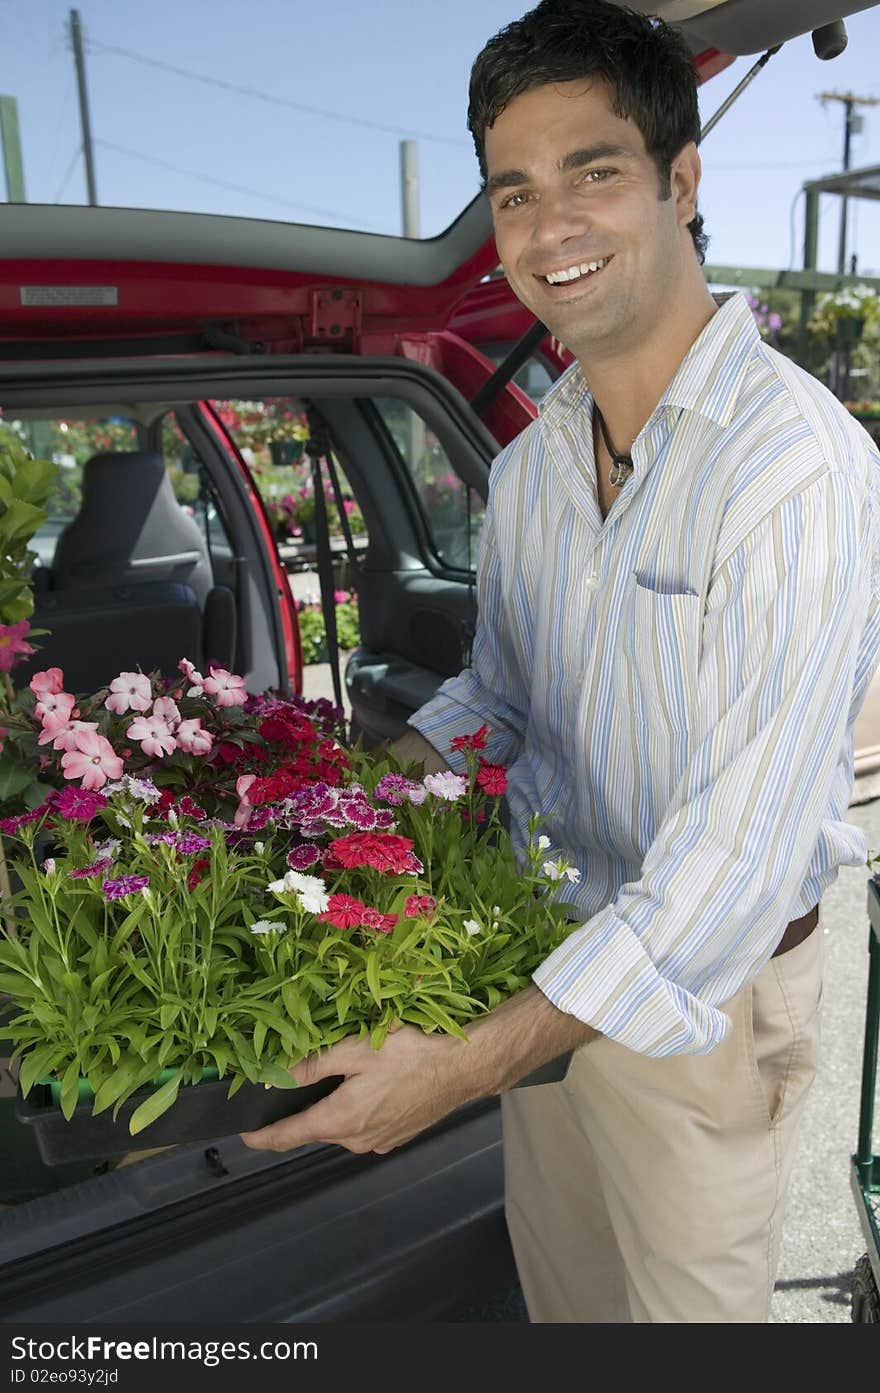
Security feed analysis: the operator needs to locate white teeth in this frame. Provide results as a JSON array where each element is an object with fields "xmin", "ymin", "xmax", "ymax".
[{"xmin": 545, "ymin": 257, "xmax": 608, "ymax": 284}]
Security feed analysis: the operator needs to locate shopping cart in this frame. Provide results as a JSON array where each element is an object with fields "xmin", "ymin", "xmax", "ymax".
[{"xmin": 852, "ymin": 880, "xmax": 880, "ymax": 1320}]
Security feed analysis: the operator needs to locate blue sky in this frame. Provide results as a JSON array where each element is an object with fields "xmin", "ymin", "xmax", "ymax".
[{"xmin": 2, "ymin": 0, "xmax": 879, "ymax": 275}]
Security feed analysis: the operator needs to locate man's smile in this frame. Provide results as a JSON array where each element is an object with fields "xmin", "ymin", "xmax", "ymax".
[{"xmin": 531, "ymin": 254, "xmax": 614, "ymax": 298}]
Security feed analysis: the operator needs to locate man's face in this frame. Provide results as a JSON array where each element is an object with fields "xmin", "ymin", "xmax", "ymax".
[{"xmin": 483, "ymin": 79, "xmax": 698, "ymax": 360}]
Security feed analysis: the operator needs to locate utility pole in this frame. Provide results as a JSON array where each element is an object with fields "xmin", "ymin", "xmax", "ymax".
[
  {"xmin": 817, "ymin": 91, "xmax": 879, "ymax": 272},
  {"xmin": 399, "ymin": 139, "xmax": 419, "ymax": 237},
  {"xmin": 0, "ymin": 95, "xmax": 26, "ymax": 201},
  {"xmin": 70, "ymin": 8, "xmax": 98, "ymax": 205}
]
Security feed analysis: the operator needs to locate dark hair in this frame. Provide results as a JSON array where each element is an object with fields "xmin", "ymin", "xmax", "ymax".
[{"xmin": 467, "ymin": 0, "xmax": 708, "ymax": 262}]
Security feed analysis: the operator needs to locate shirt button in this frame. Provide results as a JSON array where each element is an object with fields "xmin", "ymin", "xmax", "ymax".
[{"xmin": 584, "ymin": 573, "xmax": 600, "ymax": 590}]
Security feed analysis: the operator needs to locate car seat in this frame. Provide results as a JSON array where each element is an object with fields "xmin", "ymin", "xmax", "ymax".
[{"xmin": 51, "ymin": 451, "xmax": 214, "ymax": 607}]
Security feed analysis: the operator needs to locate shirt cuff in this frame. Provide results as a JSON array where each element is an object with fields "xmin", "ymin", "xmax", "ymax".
[
  {"xmin": 532, "ymin": 904, "xmax": 733, "ymax": 1057},
  {"xmin": 409, "ymin": 672, "xmax": 524, "ymax": 773}
]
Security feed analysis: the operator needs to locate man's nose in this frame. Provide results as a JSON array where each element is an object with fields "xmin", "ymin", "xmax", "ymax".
[{"xmin": 530, "ymin": 187, "xmax": 591, "ymax": 252}]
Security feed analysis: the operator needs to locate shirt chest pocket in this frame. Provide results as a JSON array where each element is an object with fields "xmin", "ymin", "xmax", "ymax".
[{"xmin": 625, "ymin": 580, "xmax": 704, "ymax": 738}]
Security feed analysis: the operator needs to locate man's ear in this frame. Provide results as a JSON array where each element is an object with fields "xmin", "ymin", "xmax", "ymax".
[{"xmin": 670, "ymin": 141, "xmax": 701, "ymax": 228}]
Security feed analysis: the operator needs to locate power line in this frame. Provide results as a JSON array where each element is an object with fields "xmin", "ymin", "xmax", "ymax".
[
  {"xmin": 94, "ymin": 137, "xmax": 384, "ymax": 229},
  {"xmin": 87, "ymin": 38, "xmax": 470, "ymax": 149},
  {"xmin": 53, "ymin": 144, "xmax": 82, "ymax": 202}
]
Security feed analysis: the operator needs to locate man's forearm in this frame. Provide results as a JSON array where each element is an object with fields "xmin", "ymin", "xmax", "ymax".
[
  {"xmin": 460, "ymin": 984, "xmax": 598, "ymax": 1095},
  {"xmin": 387, "ymin": 727, "xmax": 451, "ymax": 774}
]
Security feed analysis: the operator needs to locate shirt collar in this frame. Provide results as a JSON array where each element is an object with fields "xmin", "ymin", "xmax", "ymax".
[{"xmin": 538, "ymin": 291, "xmax": 761, "ymax": 436}]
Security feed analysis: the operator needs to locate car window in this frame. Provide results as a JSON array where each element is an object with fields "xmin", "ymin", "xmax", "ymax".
[
  {"xmin": 371, "ymin": 398, "xmax": 485, "ymax": 573},
  {"xmin": 0, "ymin": 414, "xmax": 142, "ymax": 571},
  {"xmin": 211, "ymin": 398, "xmax": 365, "ymax": 549},
  {"xmin": 160, "ymin": 409, "xmax": 234, "ymax": 558}
]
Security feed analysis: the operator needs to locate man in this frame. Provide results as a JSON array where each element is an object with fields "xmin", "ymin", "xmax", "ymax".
[{"xmin": 242, "ymin": 0, "xmax": 880, "ymax": 1322}]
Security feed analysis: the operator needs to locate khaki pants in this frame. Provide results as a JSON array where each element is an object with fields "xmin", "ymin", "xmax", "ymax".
[{"xmin": 501, "ymin": 921, "xmax": 824, "ymax": 1323}]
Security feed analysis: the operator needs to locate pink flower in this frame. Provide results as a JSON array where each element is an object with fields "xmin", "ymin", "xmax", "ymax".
[
  {"xmin": 55, "ymin": 786, "xmax": 108, "ymax": 820},
  {"xmin": 179, "ymin": 657, "xmax": 204, "ymax": 696},
  {"xmin": 105, "ymin": 672, "xmax": 153, "ymax": 715},
  {"xmin": 234, "ymin": 773, "xmax": 257, "ymax": 827},
  {"xmin": 60, "ymin": 730, "xmax": 124, "ymax": 790},
  {"xmin": 404, "ymin": 894, "xmax": 437, "ymax": 920},
  {"xmin": 202, "ymin": 666, "xmax": 247, "ymax": 708},
  {"xmin": 35, "ymin": 691, "xmax": 76, "ymax": 725},
  {"xmin": 0, "ymin": 621, "xmax": 35, "ymax": 673},
  {"xmin": 152, "ymin": 696, "xmax": 181, "ymax": 729},
  {"xmin": 176, "ymin": 718, "xmax": 213, "ymax": 755},
  {"xmin": 29, "ymin": 668, "xmax": 64, "ymax": 699},
  {"xmin": 36, "ymin": 716, "xmax": 93, "ymax": 749},
  {"xmin": 126, "ymin": 715, "xmax": 177, "ymax": 758}
]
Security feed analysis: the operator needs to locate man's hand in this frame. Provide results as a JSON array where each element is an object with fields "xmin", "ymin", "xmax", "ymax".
[
  {"xmin": 385, "ymin": 728, "xmax": 451, "ymax": 775},
  {"xmin": 239, "ymin": 986, "xmax": 597, "ymax": 1156}
]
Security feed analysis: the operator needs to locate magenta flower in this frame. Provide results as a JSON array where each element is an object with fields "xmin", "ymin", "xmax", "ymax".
[
  {"xmin": 69, "ymin": 857, "xmax": 114, "ymax": 880},
  {"xmin": 29, "ymin": 667, "xmax": 64, "ymax": 699},
  {"xmin": 126, "ymin": 714, "xmax": 177, "ymax": 758},
  {"xmin": 175, "ymin": 832, "xmax": 211, "ymax": 855},
  {"xmin": 176, "ymin": 718, "xmax": 213, "ymax": 755},
  {"xmin": 375, "ymin": 773, "xmax": 411, "ymax": 806},
  {"xmin": 101, "ymin": 875, "xmax": 150, "ymax": 901},
  {"xmin": 0, "ymin": 621, "xmax": 35, "ymax": 673},
  {"xmin": 60, "ymin": 730, "xmax": 124, "ymax": 791},
  {"xmin": 105, "ymin": 671, "xmax": 153, "ymax": 715},
  {"xmin": 54, "ymin": 786, "xmax": 109, "ymax": 821},
  {"xmin": 202, "ymin": 666, "xmax": 247, "ymax": 708},
  {"xmin": 0, "ymin": 808, "xmax": 44, "ymax": 835},
  {"xmin": 286, "ymin": 843, "xmax": 321, "ymax": 870}
]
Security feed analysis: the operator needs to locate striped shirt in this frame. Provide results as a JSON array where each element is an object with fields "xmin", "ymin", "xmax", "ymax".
[{"xmin": 410, "ymin": 291, "xmax": 880, "ymax": 1057}]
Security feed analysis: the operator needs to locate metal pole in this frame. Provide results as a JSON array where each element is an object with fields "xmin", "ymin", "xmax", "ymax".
[
  {"xmin": 838, "ymin": 98, "xmax": 854, "ymax": 274},
  {"xmin": 799, "ymin": 186, "xmax": 820, "ymax": 367},
  {"xmin": 399, "ymin": 139, "xmax": 419, "ymax": 237},
  {"xmin": 70, "ymin": 9, "xmax": 97, "ymax": 205},
  {"xmin": 0, "ymin": 95, "xmax": 26, "ymax": 201}
]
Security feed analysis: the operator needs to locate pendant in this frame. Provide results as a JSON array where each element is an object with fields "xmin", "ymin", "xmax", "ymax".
[{"xmin": 608, "ymin": 459, "xmax": 633, "ymax": 488}]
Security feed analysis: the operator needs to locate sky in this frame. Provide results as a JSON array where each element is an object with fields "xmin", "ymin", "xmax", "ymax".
[{"xmin": 1, "ymin": 0, "xmax": 880, "ymax": 276}]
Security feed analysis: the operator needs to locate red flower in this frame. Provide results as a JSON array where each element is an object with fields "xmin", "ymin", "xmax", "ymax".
[
  {"xmin": 177, "ymin": 796, "xmax": 207, "ymax": 820},
  {"xmin": 187, "ymin": 857, "xmax": 210, "ymax": 891},
  {"xmin": 450, "ymin": 723, "xmax": 490, "ymax": 752},
  {"xmin": 476, "ymin": 760, "xmax": 508, "ymax": 796},
  {"xmin": 258, "ymin": 714, "xmax": 318, "ymax": 748},
  {"xmin": 318, "ymin": 893, "xmax": 366, "ymax": 929},
  {"xmin": 146, "ymin": 788, "xmax": 176, "ymax": 817},
  {"xmin": 359, "ymin": 906, "xmax": 398, "ymax": 934},
  {"xmin": 404, "ymin": 894, "xmax": 437, "ymax": 920},
  {"xmin": 325, "ymin": 832, "xmax": 422, "ymax": 875}
]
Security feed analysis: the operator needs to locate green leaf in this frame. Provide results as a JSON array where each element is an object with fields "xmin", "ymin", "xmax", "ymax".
[
  {"xmin": 128, "ymin": 1069, "xmax": 183, "ymax": 1135},
  {"xmin": 365, "ymin": 951, "xmax": 382, "ymax": 1008},
  {"xmin": 59, "ymin": 1058, "xmax": 82, "ymax": 1121},
  {"xmin": 258, "ymin": 1059, "xmax": 300, "ymax": 1089},
  {"xmin": 0, "ymin": 497, "xmax": 47, "ymax": 543},
  {"xmin": 252, "ymin": 1020, "xmax": 266, "ymax": 1059},
  {"xmin": 159, "ymin": 1003, "xmax": 180, "ymax": 1030},
  {"xmin": 18, "ymin": 1044, "xmax": 65, "ymax": 1096},
  {"xmin": 0, "ymin": 756, "xmax": 33, "ymax": 801}
]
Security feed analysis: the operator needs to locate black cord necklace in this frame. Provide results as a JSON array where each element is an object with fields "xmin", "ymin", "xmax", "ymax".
[{"xmin": 593, "ymin": 403, "xmax": 634, "ymax": 488}]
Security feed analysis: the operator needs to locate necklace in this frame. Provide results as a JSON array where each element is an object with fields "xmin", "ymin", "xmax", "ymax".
[{"xmin": 593, "ymin": 404, "xmax": 634, "ymax": 488}]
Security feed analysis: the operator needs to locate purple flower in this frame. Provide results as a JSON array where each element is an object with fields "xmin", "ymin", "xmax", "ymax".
[
  {"xmin": 55, "ymin": 787, "xmax": 108, "ymax": 822},
  {"xmin": 339, "ymin": 798, "xmax": 379, "ymax": 830},
  {"xmin": 70, "ymin": 857, "xmax": 114, "ymax": 880},
  {"xmin": 176, "ymin": 832, "xmax": 211, "ymax": 855},
  {"xmin": 286, "ymin": 842, "xmax": 321, "ymax": 870},
  {"xmin": 0, "ymin": 808, "xmax": 44, "ymax": 835},
  {"xmin": 102, "ymin": 875, "xmax": 150, "ymax": 900},
  {"xmin": 768, "ymin": 312, "xmax": 783, "ymax": 332},
  {"xmin": 375, "ymin": 773, "xmax": 410, "ymax": 806},
  {"xmin": 373, "ymin": 808, "xmax": 397, "ymax": 829},
  {"xmin": 146, "ymin": 831, "xmax": 178, "ymax": 846}
]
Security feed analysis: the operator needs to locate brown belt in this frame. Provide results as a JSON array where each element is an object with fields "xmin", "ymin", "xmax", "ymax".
[{"xmin": 772, "ymin": 905, "xmax": 819, "ymax": 958}]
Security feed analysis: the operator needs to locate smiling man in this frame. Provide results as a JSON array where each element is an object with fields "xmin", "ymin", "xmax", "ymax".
[{"xmin": 241, "ymin": 0, "xmax": 880, "ymax": 1323}]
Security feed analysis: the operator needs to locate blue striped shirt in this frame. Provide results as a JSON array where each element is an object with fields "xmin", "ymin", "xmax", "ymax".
[{"xmin": 410, "ymin": 292, "xmax": 880, "ymax": 1056}]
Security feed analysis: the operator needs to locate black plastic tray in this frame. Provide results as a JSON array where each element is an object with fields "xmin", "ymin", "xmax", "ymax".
[{"xmin": 14, "ymin": 1050, "xmax": 573, "ymax": 1166}]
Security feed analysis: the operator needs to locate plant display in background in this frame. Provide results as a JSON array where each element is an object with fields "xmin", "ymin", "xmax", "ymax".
[
  {"xmin": 0, "ymin": 694, "xmax": 580, "ymax": 1134},
  {"xmin": 296, "ymin": 590, "xmax": 361, "ymax": 664},
  {"xmin": 0, "ymin": 433, "xmax": 58, "ymax": 800},
  {"xmin": 808, "ymin": 283, "xmax": 880, "ymax": 340}
]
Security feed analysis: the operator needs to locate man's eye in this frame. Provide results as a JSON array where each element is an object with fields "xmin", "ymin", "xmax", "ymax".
[
  {"xmin": 499, "ymin": 191, "xmax": 530, "ymax": 210},
  {"xmin": 581, "ymin": 168, "xmax": 614, "ymax": 185}
]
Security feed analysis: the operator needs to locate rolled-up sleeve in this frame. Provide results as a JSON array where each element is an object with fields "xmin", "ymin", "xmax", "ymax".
[
  {"xmin": 534, "ymin": 471, "xmax": 878, "ymax": 1056},
  {"xmin": 409, "ymin": 498, "xmax": 529, "ymax": 771}
]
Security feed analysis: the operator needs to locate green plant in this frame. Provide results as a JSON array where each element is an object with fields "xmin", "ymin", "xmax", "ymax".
[
  {"xmin": 296, "ymin": 595, "xmax": 360, "ymax": 663},
  {"xmin": 0, "ymin": 716, "xmax": 579, "ymax": 1135}
]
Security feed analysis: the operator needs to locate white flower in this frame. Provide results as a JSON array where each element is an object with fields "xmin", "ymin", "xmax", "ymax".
[
  {"xmin": 542, "ymin": 859, "xmax": 564, "ymax": 882},
  {"xmin": 250, "ymin": 919, "xmax": 284, "ymax": 935},
  {"xmin": 285, "ymin": 870, "xmax": 326, "ymax": 896},
  {"xmin": 537, "ymin": 835, "xmax": 551, "ymax": 850},
  {"xmin": 297, "ymin": 886, "xmax": 330, "ymax": 915},
  {"xmin": 564, "ymin": 867, "xmax": 582, "ymax": 884},
  {"xmin": 463, "ymin": 918, "xmax": 482, "ymax": 937},
  {"xmin": 423, "ymin": 771, "xmax": 468, "ymax": 801},
  {"xmin": 254, "ymin": 841, "xmax": 266, "ymax": 856},
  {"xmin": 123, "ymin": 774, "xmax": 160, "ymax": 803},
  {"xmin": 268, "ymin": 876, "xmax": 291, "ymax": 894},
  {"xmin": 94, "ymin": 837, "xmax": 121, "ymax": 859},
  {"xmin": 43, "ymin": 858, "xmax": 56, "ymax": 874}
]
